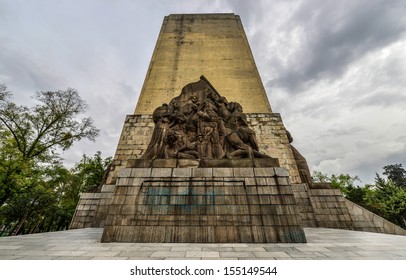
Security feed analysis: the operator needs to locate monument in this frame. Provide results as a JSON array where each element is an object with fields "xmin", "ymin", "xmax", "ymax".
[{"xmin": 70, "ymin": 14, "xmax": 406, "ymax": 242}]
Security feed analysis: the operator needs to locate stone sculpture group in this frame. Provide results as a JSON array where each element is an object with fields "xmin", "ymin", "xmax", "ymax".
[{"xmin": 142, "ymin": 76, "xmax": 269, "ymax": 160}]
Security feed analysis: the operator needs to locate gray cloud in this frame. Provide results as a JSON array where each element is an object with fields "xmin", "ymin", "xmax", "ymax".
[
  {"xmin": 355, "ymin": 92, "xmax": 406, "ymax": 108},
  {"xmin": 1, "ymin": 0, "xmax": 405, "ymax": 184},
  {"xmin": 264, "ymin": 0, "xmax": 406, "ymax": 91}
]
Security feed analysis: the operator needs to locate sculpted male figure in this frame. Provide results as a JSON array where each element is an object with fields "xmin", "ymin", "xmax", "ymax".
[{"xmin": 141, "ymin": 77, "xmax": 269, "ymax": 160}]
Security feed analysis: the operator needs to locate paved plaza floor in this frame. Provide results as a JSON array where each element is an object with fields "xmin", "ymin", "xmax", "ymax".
[{"xmin": 0, "ymin": 227, "xmax": 405, "ymax": 260}]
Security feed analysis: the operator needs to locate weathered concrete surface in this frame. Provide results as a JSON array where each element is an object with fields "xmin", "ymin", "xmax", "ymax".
[
  {"xmin": 135, "ymin": 13, "xmax": 272, "ymax": 114},
  {"xmin": 1, "ymin": 227, "xmax": 406, "ymax": 260},
  {"xmin": 101, "ymin": 166, "xmax": 306, "ymax": 243}
]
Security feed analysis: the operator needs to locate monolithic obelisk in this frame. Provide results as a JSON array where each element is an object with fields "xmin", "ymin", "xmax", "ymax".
[{"xmin": 135, "ymin": 14, "xmax": 272, "ymax": 114}]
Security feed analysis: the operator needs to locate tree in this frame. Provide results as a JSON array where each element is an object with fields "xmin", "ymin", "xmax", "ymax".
[
  {"xmin": 71, "ymin": 151, "xmax": 112, "ymax": 194},
  {"xmin": 0, "ymin": 152, "xmax": 112, "ymax": 235},
  {"xmin": 312, "ymin": 170, "xmax": 331, "ymax": 183},
  {"xmin": 0, "ymin": 83, "xmax": 10, "ymax": 100},
  {"xmin": 0, "ymin": 85, "xmax": 100, "ymax": 162},
  {"xmin": 312, "ymin": 171, "xmax": 360, "ymax": 190},
  {"xmin": 0, "ymin": 85, "xmax": 99, "ymax": 208},
  {"xmin": 366, "ymin": 174, "xmax": 406, "ymax": 228},
  {"xmin": 0, "ymin": 130, "xmax": 35, "ymax": 207},
  {"xmin": 383, "ymin": 164, "xmax": 406, "ymax": 189},
  {"xmin": 0, "ymin": 84, "xmax": 107, "ymax": 235}
]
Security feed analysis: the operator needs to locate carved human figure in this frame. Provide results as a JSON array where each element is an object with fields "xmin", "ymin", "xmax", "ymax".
[
  {"xmin": 164, "ymin": 130, "xmax": 198, "ymax": 159},
  {"xmin": 196, "ymin": 94, "xmax": 225, "ymax": 159},
  {"xmin": 142, "ymin": 103, "xmax": 172, "ymax": 159},
  {"xmin": 224, "ymin": 102, "xmax": 267, "ymax": 158},
  {"xmin": 216, "ymin": 96, "xmax": 230, "ymax": 120},
  {"xmin": 141, "ymin": 77, "xmax": 269, "ymax": 160},
  {"xmin": 197, "ymin": 118, "xmax": 223, "ymax": 159},
  {"xmin": 181, "ymin": 96, "xmax": 200, "ymax": 133}
]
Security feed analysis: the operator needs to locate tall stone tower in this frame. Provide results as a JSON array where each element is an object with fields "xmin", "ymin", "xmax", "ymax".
[
  {"xmin": 70, "ymin": 14, "xmax": 406, "ymax": 241},
  {"xmin": 135, "ymin": 14, "xmax": 271, "ymax": 115}
]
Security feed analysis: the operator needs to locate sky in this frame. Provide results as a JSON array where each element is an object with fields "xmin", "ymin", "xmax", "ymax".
[{"xmin": 1, "ymin": 0, "xmax": 405, "ymax": 184}]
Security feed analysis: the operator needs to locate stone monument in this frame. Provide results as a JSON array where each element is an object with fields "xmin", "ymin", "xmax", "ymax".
[
  {"xmin": 70, "ymin": 13, "xmax": 406, "ymax": 242},
  {"xmin": 100, "ymin": 76, "xmax": 306, "ymax": 243}
]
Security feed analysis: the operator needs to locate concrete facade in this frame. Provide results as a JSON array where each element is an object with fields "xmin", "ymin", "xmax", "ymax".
[
  {"xmin": 135, "ymin": 14, "xmax": 271, "ymax": 114},
  {"xmin": 69, "ymin": 13, "xmax": 406, "ymax": 240}
]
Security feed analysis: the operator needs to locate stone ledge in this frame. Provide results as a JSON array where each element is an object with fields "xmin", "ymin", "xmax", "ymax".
[{"xmin": 127, "ymin": 158, "xmax": 280, "ymax": 168}]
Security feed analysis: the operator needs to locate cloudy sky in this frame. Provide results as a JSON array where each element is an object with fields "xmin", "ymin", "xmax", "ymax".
[{"xmin": 1, "ymin": 0, "xmax": 405, "ymax": 184}]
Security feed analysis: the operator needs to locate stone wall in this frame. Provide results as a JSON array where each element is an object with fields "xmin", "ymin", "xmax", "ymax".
[
  {"xmin": 91, "ymin": 185, "xmax": 116, "ymax": 228},
  {"xmin": 69, "ymin": 193, "xmax": 105, "ymax": 229},
  {"xmin": 101, "ymin": 166, "xmax": 306, "ymax": 243},
  {"xmin": 247, "ymin": 113, "xmax": 302, "ymax": 184},
  {"xmin": 70, "ymin": 185, "xmax": 116, "ymax": 229},
  {"xmin": 345, "ymin": 199, "xmax": 406, "ymax": 235},
  {"xmin": 71, "ymin": 112, "xmax": 315, "ymax": 230},
  {"xmin": 308, "ymin": 188, "xmax": 354, "ymax": 229},
  {"xmin": 105, "ymin": 112, "xmax": 302, "ymax": 186},
  {"xmin": 105, "ymin": 114, "xmax": 154, "ymax": 185},
  {"xmin": 291, "ymin": 183, "xmax": 406, "ymax": 236},
  {"xmin": 292, "ymin": 184, "xmax": 318, "ymax": 227}
]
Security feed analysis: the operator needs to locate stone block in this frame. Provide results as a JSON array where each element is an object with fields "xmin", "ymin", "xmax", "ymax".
[
  {"xmin": 383, "ymin": 221, "xmax": 395, "ymax": 234},
  {"xmin": 253, "ymin": 158, "xmax": 280, "ymax": 167},
  {"xmin": 172, "ymin": 168, "xmax": 192, "ymax": 177},
  {"xmin": 274, "ymin": 167, "xmax": 289, "ymax": 177},
  {"xmin": 233, "ymin": 168, "xmax": 254, "ymax": 177},
  {"xmin": 192, "ymin": 168, "xmax": 213, "ymax": 177},
  {"xmin": 118, "ymin": 168, "xmax": 132, "ymax": 177},
  {"xmin": 101, "ymin": 185, "xmax": 116, "ymax": 193},
  {"xmin": 116, "ymin": 177, "xmax": 131, "ymax": 186},
  {"xmin": 152, "ymin": 159, "xmax": 177, "ymax": 168},
  {"xmin": 213, "ymin": 168, "xmax": 233, "ymax": 177},
  {"xmin": 278, "ymin": 186, "xmax": 294, "ymax": 194},
  {"xmin": 276, "ymin": 177, "xmax": 290, "ymax": 186},
  {"xmin": 126, "ymin": 159, "xmax": 152, "ymax": 168},
  {"xmin": 199, "ymin": 158, "xmax": 257, "ymax": 168},
  {"xmin": 122, "ymin": 205, "xmax": 137, "ymax": 215},
  {"xmin": 124, "ymin": 195, "xmax": 138, "ymax": 205},
  {"xmin": 128, "ymin": 178, "xmax": 143, "ymax": 188},
  {"xmin": 254, "ymin": 168, "xmax": 275, "ymax": 177},
  {"xmin": 394, "ymin": 226, "xmax": 406, "ymax": 235},
  {"xmin": 111, "ymin": 194, "xmax": 127, "ymax": 205},
  {"xmin": 151, "ymin": 168, "xmax": 172, "ymax": 177},
  {"xmin": 265, "ymin": 177, "xmax": 276, "ymax": 186},
  {"xmin": 130, "ymin": 168, "xmax": 151, "ymax": 178},
  {"xmin": 177, "ymin": 159, "xmax": 199, "ymax": 168}
]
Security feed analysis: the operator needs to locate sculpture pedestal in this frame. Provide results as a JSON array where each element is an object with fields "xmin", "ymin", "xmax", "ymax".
[{"xmin": 101, "ymin": 160, "xmax": 306, "ymax": 243}]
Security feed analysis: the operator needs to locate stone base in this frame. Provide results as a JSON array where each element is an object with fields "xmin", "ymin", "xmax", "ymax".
[
  {"xmin": 69, "ymin": 184, "xmax": 115, "ymax": 229},
  {"xmin": 101, "ymin": 166, "xmax": 306, "ymax": 243}
]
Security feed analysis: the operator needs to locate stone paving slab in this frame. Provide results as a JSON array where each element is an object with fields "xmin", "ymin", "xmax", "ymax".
[{"xmin": 0, "ymin": 227, "xmax": 405, "ymax": 260}]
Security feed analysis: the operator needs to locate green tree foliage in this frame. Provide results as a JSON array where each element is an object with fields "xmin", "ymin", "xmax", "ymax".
[
  {"xmin": 0, "ymin": 84, "xmax": 99, "ymax": 207},
  {"xmin": 383, "ymin": 164, "xmax": 406, "ymax": 189},
  {"xmin": 0, "ymin": 152, "xmax": 111, "ymax": 236},
  {"xmin": 366, "ymin": 174, "xmax": 406, "ymax": 228},
  {"xmin": 313, "ymin": 164, "xmax": 406, "ymax": 229},
  {"xmin": 72, "ymin": 151, "xmax": 112, "ymax": 194},
  {"xmin": 0, "ymin": 130, "xmax": 37, "ymax": 207},
  {"xmin": 313, "ymin": 171, "xmax": 368, "ymax": 206},
  {"xmin": 0, "ymin": 84, "xmax": 109, "ymax": 236},
  {"xmin": 0, "ymin": 85, "xmax": 99, "ymax": 162}
]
